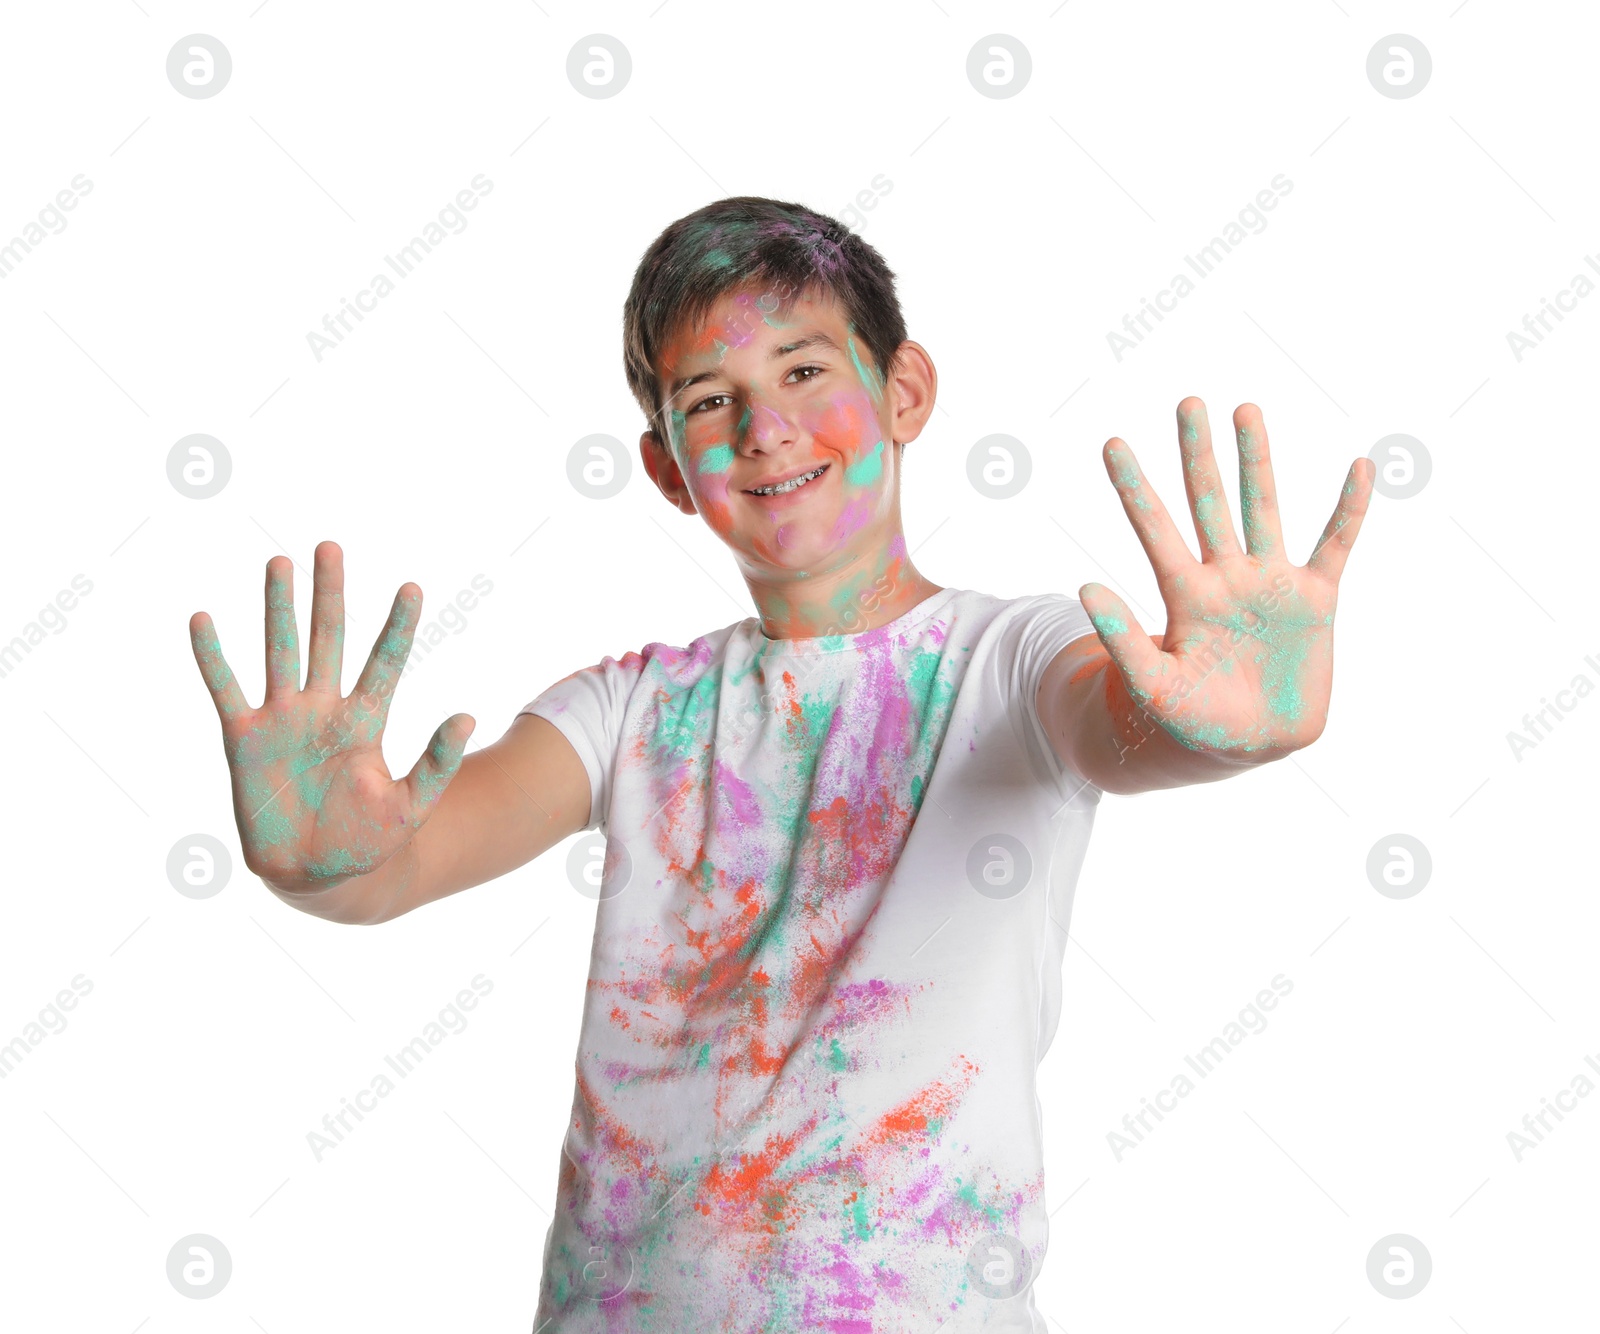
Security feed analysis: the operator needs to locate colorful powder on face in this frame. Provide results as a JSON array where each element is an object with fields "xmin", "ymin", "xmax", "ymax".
[
  {"xmin": 699, "ymin": 443, "xmax": 736, "ymax": 474},
  {"xmin": 844, "ymin": 440, "xmax": 884, "ymax": 487},
  {"xmin": 845, "ymin": 332, "xmax": 885, "ymax": 407}
]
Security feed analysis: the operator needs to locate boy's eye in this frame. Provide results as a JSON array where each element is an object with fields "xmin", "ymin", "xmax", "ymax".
[{"xmin": 686, "ymin": 364, "xmax": 824, "ymax": 416}]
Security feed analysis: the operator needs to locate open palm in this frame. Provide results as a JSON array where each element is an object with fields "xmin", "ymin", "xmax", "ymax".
[
  {"xmin": 189, "ymin": 542, "xmax": 475, "ymax": 893},
  {"xmin": 1079, "ymin": 397, "xmax": 1373, "ymax": 758}
]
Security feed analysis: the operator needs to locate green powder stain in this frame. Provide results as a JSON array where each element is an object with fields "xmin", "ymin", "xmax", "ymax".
[
  {"xmin": 696, "ymin": 1042, "xmax": 711, "ymax": 1070},
  {"xmin": 850, "ymin": 1193, "xmax": 872, "ymax": 1240},
  {"xmin": 1180, "ymin": 418, "xmax": 1199, "ymax": 446},
  {"xmin": 1195, "ymin": 489, "xmax": 1229, "ymax": 550},
  {"xmin": 698, "ymin": 443, "xmax": 735, "ymax": 474},
  {"xmin": 845, "ymin": 440, "xmax": 884, "ymax": 486},
  {"xmin": 1239, "ymin": 469, "xmax": 1273, "ymax": 554},
  {"xmin": 1091, "ymin": 611, "xmax": 1127, "ymax": 637},
  {"xmin": 828, "ymin": 1038, "xmax": 847, "ymax": 1071},
  {"xmin": 846, "ymin": 331, "xmax": 885, "ymax": 406}
]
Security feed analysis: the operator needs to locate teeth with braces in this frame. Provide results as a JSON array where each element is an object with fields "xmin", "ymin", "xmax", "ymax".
[{"xmin": 748, "ymin": 465, "xmax": 827, "ymax": 496}]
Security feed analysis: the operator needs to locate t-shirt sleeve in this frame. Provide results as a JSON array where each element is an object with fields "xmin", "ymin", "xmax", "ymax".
[
  {"xmin": 997, "ymin": 593, "xmax": 1103, "ymax": 802},
  {"xmin": 518, "ymin": 652, "xmax": 645, "ymax": 833}
]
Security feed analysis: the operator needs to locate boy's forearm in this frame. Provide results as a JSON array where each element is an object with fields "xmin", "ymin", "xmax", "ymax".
[{"xmin": 1050, "ymin": 638, "xmax": 1276, "ymax": 795}]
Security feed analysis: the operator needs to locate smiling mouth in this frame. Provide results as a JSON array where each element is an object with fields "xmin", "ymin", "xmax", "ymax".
[{"xmin": 744, "ymin": 464, "xmax": 829, "ymax": 497}]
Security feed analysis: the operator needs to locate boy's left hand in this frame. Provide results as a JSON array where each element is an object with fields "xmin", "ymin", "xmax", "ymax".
[{"xmin": 1078, "ymin": 397, "xmax": 1374, "ymax": 759}]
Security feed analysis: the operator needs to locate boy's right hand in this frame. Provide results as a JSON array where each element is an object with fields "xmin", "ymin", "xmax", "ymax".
[{"xmin": 188, "ymin": 540, "xmax": 475, "ymax": 896}]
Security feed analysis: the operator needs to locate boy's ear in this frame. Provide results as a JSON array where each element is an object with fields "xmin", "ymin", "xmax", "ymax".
[
  {"xmin": 640, "ymin": 429, "xmax": 697, "ymax": 516},
  {"xmin": 886, "ymin": 340, "xmax": 937, "ymax": 447}
]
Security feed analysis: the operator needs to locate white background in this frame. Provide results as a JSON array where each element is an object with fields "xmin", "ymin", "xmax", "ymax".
[{"xmin": 1, "ymin": 2, "xmax": 1594, "ymax": 1329}]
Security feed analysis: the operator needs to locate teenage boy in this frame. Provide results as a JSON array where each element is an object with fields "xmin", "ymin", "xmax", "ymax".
[{"xmin": 190, "ymin": 196, "xmax": 1370, "ymax": 1331}]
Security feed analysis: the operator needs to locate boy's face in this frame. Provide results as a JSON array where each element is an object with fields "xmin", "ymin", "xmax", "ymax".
[{"xmin": 641, "ymin": 285, "xmax": 934, "ymax": 582}]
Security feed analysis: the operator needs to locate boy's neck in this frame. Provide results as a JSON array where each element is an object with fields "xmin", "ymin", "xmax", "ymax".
[{"xmin": 748, "ymin": 556, "xmax": 943, "ymax": 642}]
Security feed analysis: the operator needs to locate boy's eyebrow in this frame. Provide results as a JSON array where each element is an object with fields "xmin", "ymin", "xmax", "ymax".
[{"xmin": 664, "ymin": 330, "xmax": 844, "ymax": 401}]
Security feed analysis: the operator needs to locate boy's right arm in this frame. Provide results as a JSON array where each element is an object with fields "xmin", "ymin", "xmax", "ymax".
[
  {"xmin": 189, "ymin": 541, "xmax": 592, "ymax": 928},
  {"xmin": 351, "ymin": 711, "xmax": 590, "ymax": 925}
]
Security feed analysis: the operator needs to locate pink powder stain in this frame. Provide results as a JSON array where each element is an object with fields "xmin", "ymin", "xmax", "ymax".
[
  {"xmin": 710, "ymin": 756, "xmax": 763, "ymax": 833},
  {"xmin": 827, "ymin": 493, "xmax": 876, "ymax": 544}
]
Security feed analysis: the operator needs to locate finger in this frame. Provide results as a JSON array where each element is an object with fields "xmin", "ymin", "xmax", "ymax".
[
  {"xmin": 349, "ymin": 583, "xmax": 423, "ymax": 734},
  {"xmin": 1306, "ymin": 457, "xmax": 1375, "ymax": 584},
  {"xmin": 403, "ymin": 713, "xmax": 476, "ymax": 816},
  {"xmin": 1102, "ymin": 438, "xmax": 1195, "ymax": 586},
  {"xmin": 1175, "ymin": 397, "xmax": 1244, "ymax": 561},
  {"xmin": 1233, "ymin": 402, "xmax": 1284, "ymax": 558},
  {"xmin": 263, "ymin": 555, "xmax": 301, "ymax": 702},
  {"xmin": 189, "ymin": 611, "xmax": 250, "ymax": 722},
  {"xmin": 1078, "ymin": 582, "xmax": 1164, "ymax": 694},
  {"xmin": 305, "ymin": 540, "xmax": 346, "ymax": 694}
]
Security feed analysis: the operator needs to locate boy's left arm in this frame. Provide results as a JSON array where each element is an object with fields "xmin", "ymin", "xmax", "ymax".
[{"xmin": 1037, "ymin": 397, "xmax": 1375, "ymax": 796}]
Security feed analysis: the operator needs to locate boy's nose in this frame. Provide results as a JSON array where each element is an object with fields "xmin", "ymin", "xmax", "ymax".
[{"xmin": 743, "ymin": 399, "xmax": 799, "ymax": 449}]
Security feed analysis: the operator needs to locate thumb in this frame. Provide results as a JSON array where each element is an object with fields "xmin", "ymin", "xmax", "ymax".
[
  {"xmin": 1078, "ymin": 583, "xmax": 1162, "ymax": 700},
  {"xmin": 404, "ymin": 712, "xmax": 476, "ymax": 816}
]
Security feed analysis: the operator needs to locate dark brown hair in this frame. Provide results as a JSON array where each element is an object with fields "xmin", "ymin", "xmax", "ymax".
[{"xmin": 622, "ymin": 196, "xmax": 908, "ymax": 442}]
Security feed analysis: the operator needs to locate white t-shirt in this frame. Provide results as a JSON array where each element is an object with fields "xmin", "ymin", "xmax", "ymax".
[{"xmin": 520, "ymin": 586, "xmax": 1101, "ymax": 1331}]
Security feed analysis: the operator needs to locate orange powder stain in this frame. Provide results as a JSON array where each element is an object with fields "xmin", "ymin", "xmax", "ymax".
[
  {"xmin": 694, "ymin": 1118, "xmax": 817, "ymax": 1233},
  {"xmin": 1069, "ymin": 646, "xmax": 1111, "ymax": 685},
  {"xmin": 808, "ymin": 395, "xmax": 879, "ymax": 468},
  {"xmin": 870, "ymin": 1056, "xmax": 979, "ymax": 1144}
]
